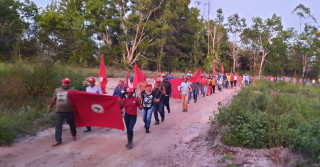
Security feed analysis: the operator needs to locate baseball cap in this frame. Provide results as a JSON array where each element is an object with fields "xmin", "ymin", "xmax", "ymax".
[
  {"xmin": 88, "ymin": 77, "xmax": 95, "ymax": 83},
  {"xmin": 126, "ymin": 88, "xmax": 134, "ymax": 93},
  {"xmin": 62, "ymin": 78, "xmax": 70, "ymax": 83}
]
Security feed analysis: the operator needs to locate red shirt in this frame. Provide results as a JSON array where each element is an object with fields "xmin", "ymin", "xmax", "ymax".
[
  {"xmin": 201, "ymin": 78, "xmax": 208, "ymax": 86},
  {"xmin": 121, "ymin": 97, "xmax": 141, "ymax": 116},
  {"xmin": 231, "ymin": 76, "xmax": 234, "ymax": 81}
]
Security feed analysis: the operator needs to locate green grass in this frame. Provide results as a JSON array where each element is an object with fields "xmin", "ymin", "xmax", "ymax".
[{"xmin": 213, "ymin": 79, "xmax": 320, "ymax": 163}]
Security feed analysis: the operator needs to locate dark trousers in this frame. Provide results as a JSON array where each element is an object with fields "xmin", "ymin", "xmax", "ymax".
[
  {"xmin": 226, "ymin": 81, "xmax": 229, "ymax": 88},
  {"xmin": 212, "ymin": 85, "xmax": 215, "ymax": 93},
  {"xmin": 193, "ymin": 89, "xmax": 198, "ymax": 101},
  {"xmin": 124, "ymin": 114, "xmax": 137, "ymax": 137},
  {"xmin": 153, "ymin": 99, "xmax": 164, "ymax": 123},
  {"xmin": 55, "ymin": 112, "xmax": 77, "ymax": 143},
  {"xmin": 163, "ymin": 95, "xmax": 170, "ymax": 112},
  {"xmin": 234, "ymin": 80, "xmax": 237, "ymax": 86},
  {"xmin": 231, "ymin": 81, "xmax": 234, "ymax": 87},
  {"xmin": 86, "ymin": 126, "xmax": 91, "ymax": 131}
]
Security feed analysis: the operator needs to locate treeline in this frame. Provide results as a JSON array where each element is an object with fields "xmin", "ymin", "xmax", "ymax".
[{"xmin": 0, "ymin": 0, "xmax": 319, "ymax": 77}]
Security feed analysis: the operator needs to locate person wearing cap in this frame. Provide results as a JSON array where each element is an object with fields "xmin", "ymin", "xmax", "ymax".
[
  {"xmin": 49, "ymin": 78, "xmax": 77, "ymax": 147},
  {"xmin": 162, "ymin": 75, "xmax": 172, "ymax": 114},
  {"xmin": 120, "ymin": 88, "xmax": 142, "ymax": 149},
  {"xmin": 153, "ymin": 80, "xmax": 166, "ymax": 125},
  {"xmin": 180, "ymin": 77, "xmax": 191, "ymax": 112},
  {"xmin": 84, "ymin": 77, "xmax": 103, "ymax": 132},
  {"xmin": 113, "ymin": 80, "xmax": 127, "ymax": 99},
  {"xmin": 211, "ymin": 75, "xmax": 216, "ymax": 94},
  {"xmin": 200, "ymin": 75, "xmax": 208, "ymax": 97},
  {"xmin": 141, "ymin": 84, "xmax": 156, "ymax": 133}
]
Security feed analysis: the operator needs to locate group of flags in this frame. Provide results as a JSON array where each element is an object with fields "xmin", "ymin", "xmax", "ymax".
[{"xmin": 68, "ymin": 54, "xmax": 238, "ymax": 131}]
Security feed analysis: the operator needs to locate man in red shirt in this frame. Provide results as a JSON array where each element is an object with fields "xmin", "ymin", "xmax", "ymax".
[
  {"xmin": 120, "ymin": 88, "xmax": 142, "ymax": 149},
  {"xmin": 201, "ymin": 75, "xmax": 208, "ymax": 97}
]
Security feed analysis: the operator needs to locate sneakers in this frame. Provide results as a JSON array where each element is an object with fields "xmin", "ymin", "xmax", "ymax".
[
  {"xmin": 52, "ymin": 142, "xmax": 62, "ymax": 147},
  {"xmin": 154, "ymin": 122, "xmax": 160, "ymax": 125},
  {"xmin": 194, "ymin": 100, "xmax": 197, "ymax": 103},
  {"xmin": 146, "ymin": 128, "xmax": 150, "ymax": 133}
]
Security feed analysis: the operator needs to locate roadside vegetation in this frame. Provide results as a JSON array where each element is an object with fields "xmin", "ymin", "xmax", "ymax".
[
  {"xmin": 0, "ymin": 63, "xmax": 89, "ymax": 145},
  {"xmin": 212, "ymin": 80, "xmax": 320, "ymax": 163}
]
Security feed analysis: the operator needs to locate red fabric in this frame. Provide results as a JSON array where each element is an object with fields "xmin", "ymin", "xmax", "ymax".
[
  {"xmin": 191, "ymin": 68, "xmax": 202, "ymax": 83},
  {"xmin": 133, "ymin": 62, "xmax": 144, "ymax": 89},
  {"xmin": 221, "ymin": 64, "xmax": 224, "ymax": 74},
  {"xmin": 124, "ymin": 70, "xmax": 130, "ymax": 88},
  {"xmin": 231, "ymin": 76, "xmax": 234, "ymax": 81},
  {"xmin": 68, "ymin": 91, "xmax": 124, "ymax": 131},
  {"xmin": 201, "ymin": 78, "xmax": 207, "ymax": 86},
  {"xmin": 169, "ymin": 78, "xmax": 183, "ymax": 99},
  {"xmin": 121, "ymin": 97, "xmax": 141, "ymax": 116},
  {"xmin": 213, "ymin": 65, "xmax": 217, "ymax": 75},
  {"xmin": 153, "ymin": 74, "xmax": 157, "ymax": 87},
  {"xmin": 99, "ymin": 54, "xmax": 108, "ymax": 94}
]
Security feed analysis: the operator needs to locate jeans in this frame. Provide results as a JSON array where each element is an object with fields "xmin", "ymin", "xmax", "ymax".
[
  {"xmin": 226, "ymin": 81, "xmax": 229, "ymax": 89},
  {"xmin": 218, "ymin": 84, "xmax": 222, "ymax": 91},
  {"xmin": 153, "ymin": 99, "xmax": 164, "ymax": 123},
  {"xmin": 201, "ymin": 85, "xmax": 207, "ymax": 95},
  {"xmin": 163, "ymin": 95, "xmax": 170, "ymax": 112},
  {"xmin": 188, "ymin": 92, "xmax": 192, "ymax": 104},
  {"xmin": 124, "ymin": 114, "xmax": 137, "ymax": 137},
  {"xmin": 142, "ymin": 106, "xmax": 154, "ymax": 128},
  {"xmin": 192, "ymin": 89, "xmax": 198, "ymax": 101},
  {"xmin": 181, "ymin": 94, "xmax": 188, "ymax": 110},
  {"xmin": 55, "ymin": 112, "xmax": 77, "ymax": 143}
]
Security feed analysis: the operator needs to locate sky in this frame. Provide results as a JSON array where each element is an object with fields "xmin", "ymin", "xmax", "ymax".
[
  {"xmin": 32, "ymin": 0, "xmax": 320, "ymax": 29},
  {"xmin": 190, "ymin": 0, "xmax": 320, "ymax": 29}
]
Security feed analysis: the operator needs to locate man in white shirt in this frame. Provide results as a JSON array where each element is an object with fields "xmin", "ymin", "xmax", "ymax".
[
  {"xmin": 234, "ymin": 75, "xmax": 238, "ymax": 87},
  {"xmin": 179, "ymin": 77, "xmax": 191, "ymax": 112},
  {"xmin": 84, "ymin": 77, "xmax": 103, "ymax": 132}
]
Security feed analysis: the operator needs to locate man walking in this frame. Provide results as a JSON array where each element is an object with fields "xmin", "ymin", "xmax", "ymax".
[
  {"xmin": 153, "ymin": 80, "xmax": 166, "ymax": 125},
  {"xmin": 162, "ymin": 75, "xmax": 172, "ymax": 114},
  {"xmin": 180, "ymin": 77, "xmax": 191, "ymax": 112},
  {"xmin": 84, "ymin": 77, "xmax": 103, "ymax": 132},
  {"xmin": 49, "ymin": 78, "xmax": 77, "ymax": 147}
]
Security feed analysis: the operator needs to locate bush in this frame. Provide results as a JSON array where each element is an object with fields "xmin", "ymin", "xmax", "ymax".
[{"xmin": 213, "ymin": 80, "xmax": 320, "ymax": 162}]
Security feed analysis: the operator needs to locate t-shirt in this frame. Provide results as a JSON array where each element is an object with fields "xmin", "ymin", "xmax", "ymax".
[
  {"xmin": 180, "ymin": 82, "xmax": 191, "ymax": 95},
  {"xmin": 113, "ymin": 86, "xmax": 127, "ymax": 99},
  {"xmin": 86, "ymin": 85, "xmax": 103, "ymax": 94},
  {"xmin": 168, "ymin": 75, "xmax": 174, "ymax": 80},
  {"xmin": 201, "ymin": 78, "xmax": 207, "ymax": 86},
  {"xmin": 227, "ymin": 75, "xmax": 231, "ymax": 81},
  {"xmin": 211, "ymin": 78, "xmax": 216, "ymax": 85},
  {"xmin": 234, "ymin": 76, "xmax": 238, "ymax": 81},
  {"xmin": 53, "ymin": 87, "xmax": 75, "ymax": 112},
  {"xmin": 141, "ymin": 91, "xmax": 156, "ymax": 110},
  {"xmin": 121, "ymin": 97, "xmax": 141, "ymax": 116},
  {"xmin": 231, "ymin": 76, "xmax": 234, "ymax": 81},
  {"xmin": 192, "ymin": 82, "xmax": 199, "ymax": 91}
]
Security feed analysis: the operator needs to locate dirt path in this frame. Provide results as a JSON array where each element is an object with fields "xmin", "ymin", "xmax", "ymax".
[{"xmin": 0, "ymin": 79, "xmax": 240, "ymax": 167}]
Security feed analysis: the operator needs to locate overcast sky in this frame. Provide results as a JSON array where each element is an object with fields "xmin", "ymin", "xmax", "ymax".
[{"xmin": 32, "ymin": 0, "xmax": 320, "ymax": 29}]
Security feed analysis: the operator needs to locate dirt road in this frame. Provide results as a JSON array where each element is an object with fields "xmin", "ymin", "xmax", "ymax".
[{"xmin": 0, "ymin": 79, "xmax": 240, "ymax": 167}]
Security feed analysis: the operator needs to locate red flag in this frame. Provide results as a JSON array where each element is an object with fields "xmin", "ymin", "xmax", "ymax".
[
  {"xmin": 221, "ymin": 64, "xmax": 224, "ymax": 74},
  {"xmin": 153, "ymin": 74, "xmax": 157, "ymax": 87},
  {"xmin": 68, "ymin": 91, "xmax": 125, "ymax": 131},
  {"xmin": 213, "ymin": 65, "xmax": 217, "ymax": 75},
  {"xmin": 124, "ymin": 70, "xmax": 130, "ymax": 88},
  {"xmin": 99, "ymin": 54, "xmax": 108, "ymax": 94},
  {"xmin": 133, "ymin": 62, "xmax": 144, "ymax": 89},
  {"xmin": 191, "ymin": 68, "xmax": 202, "ymax": 83},
  {"xmin": 169, "ymin": 78, "xmax": 184, "ymax": 99}
]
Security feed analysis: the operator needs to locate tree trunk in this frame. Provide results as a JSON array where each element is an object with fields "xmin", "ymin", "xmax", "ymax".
[{"xmin": 258, "ymin": 51, "xmax": 268, "ymax": 76}]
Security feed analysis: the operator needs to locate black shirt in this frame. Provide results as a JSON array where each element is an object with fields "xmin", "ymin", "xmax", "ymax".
[
  {"xmin": 141, "ymin": 91, "xmax": 156, "ymax": 110},
  {"xmin": 163, "ymin": 80, "xmax": 172, "ymax": 96}
]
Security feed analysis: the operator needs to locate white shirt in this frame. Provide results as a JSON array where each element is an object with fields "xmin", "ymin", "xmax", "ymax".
[
  {"xmin": 180, "ymin": 82, "xmax": 191, "ymax": 95},
  {"xmin": 234, "ymin": 76, "xmax": 237, "ymax": 80},
  {"xmin": 86, "ymin": 85, "xmax": 103, "ymax": 94}
]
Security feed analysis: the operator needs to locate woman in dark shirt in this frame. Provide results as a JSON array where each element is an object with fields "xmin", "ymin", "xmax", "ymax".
[{"xmin": 141, "ymin": 84, "xmax": 156, "ymax": 133}]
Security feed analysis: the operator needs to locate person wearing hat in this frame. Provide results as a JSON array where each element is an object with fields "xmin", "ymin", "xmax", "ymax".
[
  {"xmin": 153, "ymin": 80, "xmax": 166, "ymax": 125},
  {"xmin": 180, "ymin": 77, "xmax": 191, "ymax": 112},
  {"xmin": 84, "ymin": 77, "xmax": 103, "ymax": 132},
  {"xmin": 49, "ymin": 78, "xmax": 77, "ymax": 147},
  {"xmin": 120, "ymin": 88, "xmax": 142, "ymax": 149},
  {"xmin": 141, "ymin": 83, "xmax": 156, "ymax": 133}
]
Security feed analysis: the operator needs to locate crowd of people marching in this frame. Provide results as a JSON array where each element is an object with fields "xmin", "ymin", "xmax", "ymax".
[{"xmin": 49, "ymin": 70, "xmax": 319, "ymax": 149}]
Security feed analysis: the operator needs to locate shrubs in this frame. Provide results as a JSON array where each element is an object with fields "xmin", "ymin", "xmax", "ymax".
[
  {"xmin": 214, "ymin": 80, "xmax": 320, "ymax": 162},
  {"xmin": 0, "ymin": 63, "xmax": 87, "ymax": 145}
]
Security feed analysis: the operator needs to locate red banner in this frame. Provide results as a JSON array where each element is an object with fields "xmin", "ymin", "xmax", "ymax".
[
  {"xmin": 68, "ymin": 91, "xmax": 124, "ymax": 131},
  {"xmin": 124, "ymin": 70, "xmax": 130, "ymax": 88},
  {"xmin": 221, "ymin": 64, "xmax": 224, "ymax": 74},
  {"xmin": 213, "ymin": 65, "xmax": 217, "ymax": 75},
  {"xmin": 191, "ymin": 68, "xmax": 202, "ymax": 83},
  {"xmin": 133, "ymin": 62, "xmax": 144, "ymax": 89},
  {"xmin": 99, "ymin": 54, "xmax": 108, "ymax": 94},
  {"xmin": 169, "ymin": 78, "xmax": 183, "ymax": 99}
]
